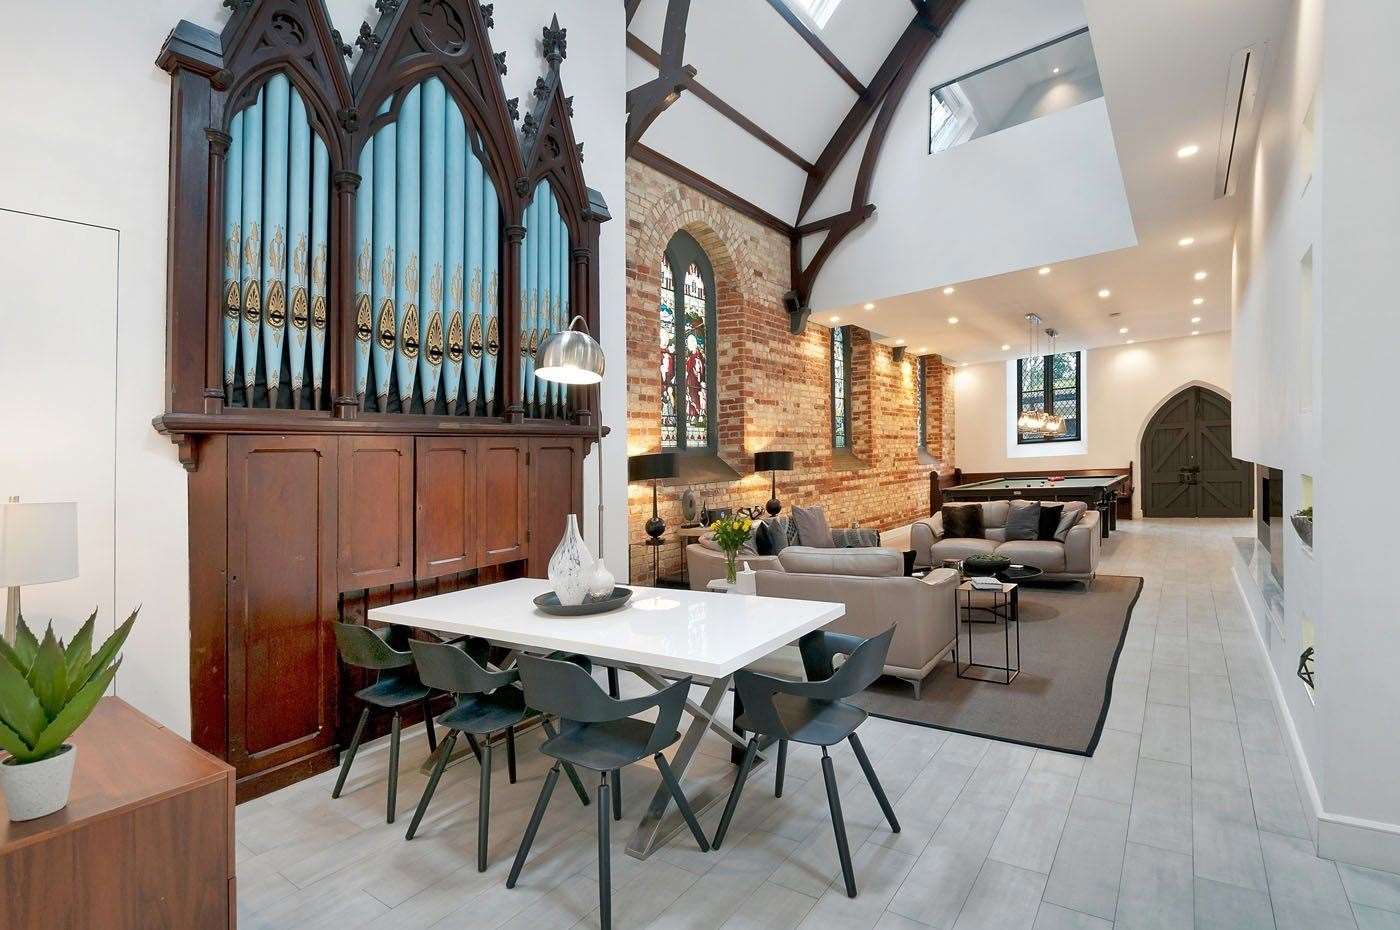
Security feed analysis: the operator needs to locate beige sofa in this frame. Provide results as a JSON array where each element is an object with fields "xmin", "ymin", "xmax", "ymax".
[
  {"xmin": 754, "ymin": 547, "xmax": 959, "ymax": 698},
  {"xmin": 911, "ymin": 500, "xmax": 1100, "ymax": 584}
]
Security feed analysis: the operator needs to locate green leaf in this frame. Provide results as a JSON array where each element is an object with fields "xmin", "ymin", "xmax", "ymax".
[
  {"xmin": 0, "ymin": 654, "xmax": 44, "ymax": 748},
  {"xmin": 0, "ymin": 717, "xmax": 33, "ymax": 762},
  {"xmin": 13, "ymin": 615, "xmax": 39, "ymax": 673},
  {"xmin": 0, "ymin": 635, "xmax": 27, "ymax": 676},
  {"xmin": 71, "ymin": 607, "xmax": 138, "ymax": 700},
  {"xmin": 27, "ymin": 624, "xmax": 69, "ymax": 720},
  {"xmin": 64, "ymin": 608, "xmax": 97, "ymax": 681},
  {"xmin": 30, "ymin": 659, "xmax": 119, "ymax": 760}
]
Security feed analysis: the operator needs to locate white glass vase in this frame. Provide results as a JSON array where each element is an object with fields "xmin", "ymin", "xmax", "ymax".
[{"xmin": 548, "ymin": 514, "xmax": 592, "ymax": 606}]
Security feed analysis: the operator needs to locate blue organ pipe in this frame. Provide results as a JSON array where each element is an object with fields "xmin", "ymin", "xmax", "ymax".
[
  {"xmin": 222, "ymin": 110, "xmax": 243, "ymax": 395},
  {"xmin": 419, "ymin": 78, "xmax": 446, "ymax": 409},
  {"xmin": 261, "ymin": 73, "xmax": 290, "ymax": 405},
  {"xmin": 310, "ymin": 135, "xmax": 330, "ymax": 405},
  {"xmin": 464, "ymin": 134, "xmax": 486, "ymax": 412},
  {"xmin": 522, "ymin": 186, "xmax": 537, "ymax": 408},
  {"xmin": 239, "ymin": 88, "xmax": 264, "ymax": 394},
  {"xmin": 548, "ymin": 185, "xmax": 563, "ymax": 413},
  {"xmin": 352, "ymin": 135, "xmax": 374, "ymax": 402},
  {"xmin": 286, "ymin": 87, "xmax": 311, "ymax": 403},
  {"xmin": 394, "ymin": 84, "xmax": 421, "ymax": 411},
  {"xmin": 483, "ymin": 178, "xmax": 500, "ymax": 411},
  {"xmin": 558, "ymin": 194, "xmax": 571, "ymax": 415},
  {"xmin": 443, "ymin": 102, "xmax": 467, "ymax": 412},
  {"xmin": 534, "ymin": 185, "xmax": 548, "ymax": 412},
  {"xmin": 370, "ymin": 98, "xmax": 396, "ymax": 410}
]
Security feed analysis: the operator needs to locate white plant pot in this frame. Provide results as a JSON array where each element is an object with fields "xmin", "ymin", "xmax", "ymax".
[{"xmin": 1, "ymin": 744, "xmax": 76, "ymax": 822}]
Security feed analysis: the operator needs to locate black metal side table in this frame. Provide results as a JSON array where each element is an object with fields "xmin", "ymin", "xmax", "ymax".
[
  {"xmin": 955, "ymin": 580, "xmax": 1021, "ymax": 685},
  {"xmin": 628, "ymin": 538, "xmax": 687, "ymax": 588}
]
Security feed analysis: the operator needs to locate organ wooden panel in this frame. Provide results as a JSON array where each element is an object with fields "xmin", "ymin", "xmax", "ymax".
[
  {"xmin": 529, "ymin": 437, "xmax": 585, "ymax": 578},
  {"xmin": 478, "ymin": 437, "xmax": 530, "ymax": 565},
  {"xmin": 226, "ymin": 434, "xmax": 338, "ymax": 788},
  {"xmin": 415, "ymin": 436, "xmax": 478, "ymax": 579},
  {"xmin": 337, "ymin": 435, "xmax": 413, "ymax": 590}
]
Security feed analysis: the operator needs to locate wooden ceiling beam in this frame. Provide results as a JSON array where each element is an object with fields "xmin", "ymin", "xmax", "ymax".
[
  {"xmin": 626, "ymin": 0, "xmax": 695, "ymax": 154},
  {"xmin": 633, "ymin": 144, "xmax": 796, "ymax": 237},
  {"xmin": 628, "ymin": 34, "xmax": 815, "ymax": 173},
  {"xmin": 762, "ymin": 0, "xmax": 866, "ymax": 96}
]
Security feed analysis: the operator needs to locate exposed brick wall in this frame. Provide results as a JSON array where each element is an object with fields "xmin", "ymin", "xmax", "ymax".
[{"xmin": 625, "ymin": 159, "xmax": 955, "ymax": 582}]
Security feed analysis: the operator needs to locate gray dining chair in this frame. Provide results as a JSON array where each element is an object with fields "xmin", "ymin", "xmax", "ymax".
[
  {"xmin": 404, "ymin": 638, "xmax": 592, "ymax": 871},
  {"xmin": 331, "ymin": 622, "xmax": 438, "ymax": 824},
  {"xmin": 507, "ymin": 654, "xmax": 711, "ymax": 930},
  {"xmin": 712, "ymin": 627, "xmax": 901, "ymax": 898}
]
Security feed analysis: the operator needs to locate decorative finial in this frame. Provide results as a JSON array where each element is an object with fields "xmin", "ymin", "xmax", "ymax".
[
  {"xmin": 330, "ymin": 29, "xmax": 353, "ymax": 59},
  {"xmin": 356, "ymin": 21, "xmax": 380, "ymax": 52},
  {"xmin": 565, "ymin": 95, "xmax": 575, "ymax": 116},
  {"xmin": 543, "ymin": 14, "xmax": 567, "ymax": 67},
  {"xmin": 480, "ymin": 3, "xmax": 494, "ymax": 27},
  {"xmin": 506, "ymin": 97, "xmax": 520, "ymax": 121},
  {"xmin": 533, "ymin": 76, "xmax": 550, "ymax": 101},
  {"xmin": 374, "ymin": 0, "xmax": 399, "ymax": 14},
  {"xmin": 522, "ymin": 113, "xmax": 538, "ymax": 140},
  {"xmin": 494, "ymin": 51, "xmax": 508, "ymax": 76},
  {"xmin": 576, "ymin": 142, "xmax": 584, "ymax": 163}
]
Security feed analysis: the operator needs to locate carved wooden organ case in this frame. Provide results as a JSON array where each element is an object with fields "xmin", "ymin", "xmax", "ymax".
[{"xmin": 154, "ymin": 0, "xmax": 608, "ymax": 796}]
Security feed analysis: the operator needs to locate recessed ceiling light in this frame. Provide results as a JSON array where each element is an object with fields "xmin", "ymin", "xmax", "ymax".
[
  {"xmin": 918, "ymin": 346, "xmax": 928, "ymax": 353},
  {"xmin": 1098, "ymin": 289, "xmax": 1111, "ymax": 298},
  {"xmin": 1038, "ymin": 266, "xmax": 1052, "ymax": 275},
  {"xmin": 1191, "ymin": 315, "xmax": 1202, "ymax": 324},
  {"xmin": 943, "ymin": 286, "xmax": 955, "ymax": 295},
  {"xmin": 1118, "ymin": 327, "xmax": 1129, "ymax": 334},
  {"xmin": 1177, "ymin": 144, "xmax": 1200, "ymax": 159},
  {"xmin": 1194, "ymin": 270, "xmax": 1208, "ymax": 281},
  {"xmin": 895, "ymin": 338, "xmax": 905, "ymax": 345},
  {"xmin": 1193, "ymin": 297, "xmax": 1205, "ymax": 306},
  {"xmin": 863, "ymin": 302, "xmax": 876, "ymax": 311},
  {"xmin": 947, "ymin": 316, "xmax": 959, "ymax": 324},
  {"xmin": 830, "ymin": 315, "xmax": 840, "ymax": 323},
  {"xmin": 1052, "ymin": 67, "xmax": 1061, "ymax": 75},
  {"xmin": 1001, "ymin": 344, "xmax": 1011, "ymax": 351},
  {"xmin": 1178, "ymin": 237, "xmax": 1195, "ymax": 247},
  {"xmin": 1191, "ymin": 330, "xmax": 1200, "ymax": 336}
]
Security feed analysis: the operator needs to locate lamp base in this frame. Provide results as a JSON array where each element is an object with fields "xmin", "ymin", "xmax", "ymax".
[
  {"xmin": 765, "ymin": 498, "xmax": 782, "ymax": 517},
  {"xmin": 644, "ymin": 515, "xmax": 666, "ymax": 540}
]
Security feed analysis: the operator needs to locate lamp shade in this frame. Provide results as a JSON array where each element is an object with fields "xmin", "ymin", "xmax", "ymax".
[
  {"xmin": 754, "ymin": 451, "xmax": 794, "ymax": 473},
  {"xmin": 535, "ymin": 325, "xmax": 605, "ymax": 385},
  {"xmin": 628, "ymin": 452, "xmax": 679, "ymax": 483},
  {"xmin": 0, "ymin": 501, "xmax": 79, "ymax": 587}
]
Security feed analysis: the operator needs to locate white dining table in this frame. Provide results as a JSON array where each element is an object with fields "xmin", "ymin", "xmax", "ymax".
[{"xmin": 368, "ymin": 577, "xmax": 844, "ymax": 858}]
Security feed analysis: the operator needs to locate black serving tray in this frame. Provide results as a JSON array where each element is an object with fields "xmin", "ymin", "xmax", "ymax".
[{"xmin": 533, "ymin": 586, "xmax": 634, "ymax": 616}]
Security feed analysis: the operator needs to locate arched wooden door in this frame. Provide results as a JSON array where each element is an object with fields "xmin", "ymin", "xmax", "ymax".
[{"xmin": 1141, "ymin": 386, "xmax": 1253, "ymax": 517}]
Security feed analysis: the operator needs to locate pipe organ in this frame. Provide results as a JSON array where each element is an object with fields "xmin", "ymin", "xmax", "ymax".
[{"xmin": 157, "ymin": 0, "xmax": 607, "ymax": 797}]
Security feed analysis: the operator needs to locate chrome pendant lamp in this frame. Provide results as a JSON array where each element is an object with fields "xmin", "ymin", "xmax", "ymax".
[
  {"xmin": 1039, "ymin": 327, "xmax": 1068, "ymax": 438},
  {"xmin": 1016, "ymin": 314, "xmax": 1049, "ymax": 435}
]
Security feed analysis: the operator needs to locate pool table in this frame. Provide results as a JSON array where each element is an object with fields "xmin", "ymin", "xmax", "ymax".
[{"xmin": 941, "ymin": 475, "xmax": 1128, "ymax": 539}]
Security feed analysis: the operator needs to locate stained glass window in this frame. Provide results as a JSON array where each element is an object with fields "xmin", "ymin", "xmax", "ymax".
[
  {"xmin": 917, "ymin": 356, "xmax": 927, "ymax": 448},
  {"xmin": 832, "ymin": 326, "xmax": 851, "ymax": 449},
  {"xmin": 659, "ymin": 231, "xmax": 715, "ymax": 450},
  {"xmin": 1017, "ymin": 351, "xmax": 1081, "ymax": 443}
]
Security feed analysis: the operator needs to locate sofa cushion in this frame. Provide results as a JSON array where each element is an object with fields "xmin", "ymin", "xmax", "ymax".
[
  {"xmin": 1004, "ymin": 500, "xmax": 1042, "ymax": 541},
  {"xmin": 1054, "ymin": 500, "xmax": 1088, "ymax": 542},
  {"xmin": 979, "ymin": 500, "xmax": 1011, "ymax": 529},
  {"xmin": 833, "ymin": 527, "xmax": 881, "ymax": 548},
  {"xmin": 760, "ymin": 516, "xmax": 796, "ymax": 555},
  {"xmin": 995, "ymin": 540, "xmax": 1067, "ymax": 572},
  {"xmin": 941, "ymin": 504, "xmax": 984, "ymax": 540},
  {"xmin": 777, "ymin": 546, "xmax": 904, "ymax": 577},
  {"xmin": 791, "ymin": 506, "xmax": 835, "ymax": 548},
  {"xmin": 931, "ymin": 537, "xmax": 998, "ymax": 562},
  {"xmin": 1037, "ymin": 504, "xmax": 1064, "ymax": 541}
]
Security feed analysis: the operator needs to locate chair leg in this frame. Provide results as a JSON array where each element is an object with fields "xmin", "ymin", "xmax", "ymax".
[
  {"xmin": 506, "ymin": 726, "xmax": 518, "ymax": 784},
  {"xmin": 611, "ymin": 769, "xmax": 622, "ymax": 820},
  {"xmin": 541, "ymin": 719, "xmax": 590, "ymax": 807},
  {"xmin": 421, "ymin": 697, "xmax": 437, "ymax": 752},
  {"xmin": 655, "ymin": 754, "xmax": 710, "ymax": 852},
  {"xmin": 821, "ymin": 747, "xmax": 857, "ymax": 898},
  {"xmin": 598, "ymin": 772, "xmax": 612, "ymax": 930},
  {"xmin": 464, "ymin": 733, "xmax": 484, "ymax": 767},
  {"xmin": 387, "ymin": 711, "xmax": 402, "ymax": 824},
  {"xmin": 507, "ymin": 762, "xmax": 561, "ymax": 889},
  {"xmin": 774, "ymin": 739, "xmax": 788, "ymax": 798},
  {"xmin": 477, "ymin": 738, "xmax": 493, "ymax": 872},
  {"xmin": 713, "ymin": 737, "xmax": 759, "ymax": 850},
  {"xmin": 331, "ymin": 707, "xmax": 369, "ymax": 799},
  {"xmin": 406, "ymin": 731, "xmax": 457, "ymax": 840},
  {"xmin": 848, "ymin": 732, "xmax": 900, "ymax": 834}
]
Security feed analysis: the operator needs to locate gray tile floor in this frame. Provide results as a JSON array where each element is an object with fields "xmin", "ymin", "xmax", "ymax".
[{"xmin": 236, "ymin": 519, "xmax": 1400, "ymax": 929}]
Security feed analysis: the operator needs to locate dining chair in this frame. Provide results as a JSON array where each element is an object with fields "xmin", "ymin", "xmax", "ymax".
[
  {"xmin": 403, "ymin": 638, "xmax": 593, "ymax": 871},
  {"xmin": 331, "ymin": 622, "xmax": 439, "ymax": 824},
  {"xmin": 508, "ymin": 654, "xmax": 711, "ymax": 930},
  {"xmin": 712, "ymin": 626, "xmax": 901, "ymax": 898}
]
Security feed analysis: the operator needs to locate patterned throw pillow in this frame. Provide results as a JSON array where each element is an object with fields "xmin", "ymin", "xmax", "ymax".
[
  {"xmin": 832, "ymin": 527, "xmax": 881, "ymax": 548},
  {"xmin": 761, "ymin": 516, "xmax": 797, "ymax": 555}
]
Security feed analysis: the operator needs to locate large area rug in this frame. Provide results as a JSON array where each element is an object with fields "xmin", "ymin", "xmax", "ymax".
[{"xmin": 852, "ymin": 574, "xmax": 1144, "ymax": 755}]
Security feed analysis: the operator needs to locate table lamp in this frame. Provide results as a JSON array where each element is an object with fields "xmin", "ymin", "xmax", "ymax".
[
  {"xmin": 0, "ymin": 499, "xmax": 79, "ymax": 642},
  {"xmin": 535, "ymin": 316, "xmax": 612, "ymax": 597},
  {"xmin": 629, "ymin": 452, "xmax": 679, "ymax": 541},
  {"xmin": 753, "ymin": 451, "xmax": 794, "ymax": 516}
]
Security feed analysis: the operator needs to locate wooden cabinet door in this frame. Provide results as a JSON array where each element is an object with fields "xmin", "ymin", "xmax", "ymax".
[
  {"xmin": 415, "ymin": 437, "xmax": 478, "ymax": 579},
  {"xmin": 528, "ymin": 438, "xmax": 585, "ymax": 578},
  {"xmin": 337, "ymin": 436, "xmax": 414, "ymax": 591},
  {"xmin": 476, "ymin": 437, "xmax": 529, "ymax": 566},
  {"xmin": 226, "ymin": 435, "xmax": 338, "ymax": 780}
]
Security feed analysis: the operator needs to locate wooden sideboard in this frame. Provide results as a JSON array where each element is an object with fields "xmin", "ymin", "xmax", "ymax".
[{"xmin": 0, "ymin": 698, "xmax": 236, "ymax": 929}]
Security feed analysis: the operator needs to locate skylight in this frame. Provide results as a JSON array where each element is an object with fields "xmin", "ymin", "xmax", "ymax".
[{"xmin": 784, "ymin": 0, "xmax": 844, "ymax": 29}]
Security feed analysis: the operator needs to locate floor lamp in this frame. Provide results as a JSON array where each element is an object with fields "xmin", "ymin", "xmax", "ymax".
[
  {"xmin": 0, "ymin": 499, "xmax": 79, "ymax": 643},
  {"xmin": 754, "ymin": 451, "xmax": 794, "ymax": 516},
  {"xmin": 535, "ymin": 315, "xmax": 612, "ymax": 597}
]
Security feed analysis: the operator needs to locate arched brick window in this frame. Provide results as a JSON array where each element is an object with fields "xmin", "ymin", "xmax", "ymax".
[{"xmin": 659, "ymin": 230, "xmax": 717, "ymax": 451}]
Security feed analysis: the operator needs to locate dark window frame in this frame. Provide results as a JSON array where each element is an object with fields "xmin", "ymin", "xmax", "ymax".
[
  {"xmin": 1016, "ymin": 350, "xmax": 1082, "ymax": 444},
  {"xmin": 831, "ymin": 325, "xmax": 853, "ymax": 449},
  {"xmin": 659, "ymin": 230, "xmax": 718, "ymax": 454}
]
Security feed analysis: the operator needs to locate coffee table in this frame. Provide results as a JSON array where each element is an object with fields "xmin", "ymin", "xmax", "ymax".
[
  {"xmin": 955, "ymin": 579, "xmax": 1021, "ymax": 685},
  {"xmin": 997, "ymin": 564, "xmax": 1044, "ymax": 584}
]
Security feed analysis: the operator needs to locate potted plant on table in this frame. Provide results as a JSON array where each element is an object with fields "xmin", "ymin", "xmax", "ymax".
[
  {"xmin": 709, "ymin": 514, "xmax": 754, "ymax": 585},
  {"xmin": 0, "ymin": 608, "xmax": 137, "ymax": 821}
]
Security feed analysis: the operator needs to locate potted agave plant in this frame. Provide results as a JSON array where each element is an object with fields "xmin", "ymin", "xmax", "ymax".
[{"xmin": 0, "ymin": 608, "xmax": 136, "ymax": 821}]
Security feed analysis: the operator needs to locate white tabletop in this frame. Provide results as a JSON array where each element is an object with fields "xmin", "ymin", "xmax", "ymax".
[{"xmin": 367, "ymin": 577, "xmax": 844, "ymax": 678}]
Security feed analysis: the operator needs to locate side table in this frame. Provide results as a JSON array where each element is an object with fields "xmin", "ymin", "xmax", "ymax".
[{"xmin": 955, "ymin": 580, "xmax": 1021, "ymax": 685}]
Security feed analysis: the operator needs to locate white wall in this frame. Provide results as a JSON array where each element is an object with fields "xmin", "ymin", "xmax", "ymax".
[
  {"xmin": 0, "ymin": 0, "xmax": 626, "ymax": 737},
  {"xmin": 953, "ymin": 332, "xmax": 1232, "ymax": 515}
]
